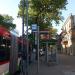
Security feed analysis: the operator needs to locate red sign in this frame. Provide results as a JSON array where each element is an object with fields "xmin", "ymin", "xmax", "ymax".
[{"xmin": 40, "ymin": 34, "xmax": 50, "ymax": 40}]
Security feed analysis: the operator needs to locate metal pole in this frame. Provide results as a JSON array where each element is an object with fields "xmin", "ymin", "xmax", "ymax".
[
  {"xmin": 37, "ymin": 26, "xmax": 39, "ymax": 73},
  {"xmin": 22, "ymin": 1, "xmax": 25, "ymax": 36},
  {"xmin": 21, "ymin": 0, "xmax": 25, "ymax": 75},
  {"xmin": 22, "ymin": 0, "xmax": 24, "ymax": 54},
  {"xmin": 46, "ymin": 42, "xmax": 48, "ymax": 63},
  {"xmin": 26, "ymin": 0, "xmax": 29, "ymax": 75}
]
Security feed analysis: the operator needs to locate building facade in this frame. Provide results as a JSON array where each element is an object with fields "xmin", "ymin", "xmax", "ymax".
[{"xmin": 61, "ymin": 14, "xmax": 75, "ymax": 55}]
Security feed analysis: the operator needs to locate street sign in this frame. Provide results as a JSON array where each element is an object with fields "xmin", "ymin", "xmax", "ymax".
[{"xmin": 31, "ymin": 24, "xmax": 37, "ymax": 32}]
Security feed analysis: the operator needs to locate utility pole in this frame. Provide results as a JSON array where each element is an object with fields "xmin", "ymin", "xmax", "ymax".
[
  {"xmin": 25, "ymin": 0, "xmax": 29, "ymax": 75},
  {"xmin": 21, "ymin": 0, "xmax": 25, "ymax": 75}
]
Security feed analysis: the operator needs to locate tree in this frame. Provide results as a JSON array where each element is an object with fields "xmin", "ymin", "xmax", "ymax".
[
  {"xmin": 3, "ymin": 15, "xmax": 14, "ymax": 23},
  {"xmin": 49, "ymin": 27, "xmax": 58, "ymax": 37},
  {"xmin": 18, "ymin": 0, "xmax": 68, "ymax": 30},
  {"xmin": 18, "ymin": 0, "xmax": 67, "ymax": 42},
  {"xmin": 0, "ymin": 15, "xmax": 4, "ymax": 23},
  {"xmin": 0, "ymin": 14, "xmax": 16, "ymax": 30}
]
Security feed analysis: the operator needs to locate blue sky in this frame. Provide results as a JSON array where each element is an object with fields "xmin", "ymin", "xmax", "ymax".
[
  {"xmin": 53, "ymin": 0, "xmax": 75, "ymax": 34},
  {"xmin": 0, "ymin": 0, "xmax": 75, "ymax": 35},
  {"xmin": 0, "ymin": 0, "xmax": 22, "ymax": 35}
]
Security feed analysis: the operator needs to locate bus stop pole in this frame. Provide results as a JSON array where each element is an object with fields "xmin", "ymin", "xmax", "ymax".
[
  {"xmin": 37, "ymin": 26, "xmax": 39, "ymax": 74},
  {"xmin": 46, "ymin": 42, "xmax": 48, "ymax": 64}
]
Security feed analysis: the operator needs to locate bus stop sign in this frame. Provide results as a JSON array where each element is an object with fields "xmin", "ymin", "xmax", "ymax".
[{"xmin": 31, "ymin": 24, "xmax": 37, "ymax": 32}]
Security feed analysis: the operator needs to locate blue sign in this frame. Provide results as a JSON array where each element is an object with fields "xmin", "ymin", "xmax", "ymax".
[{"xmin": 31, "ymin": 24, "xmax": 37, "ymax": 32}]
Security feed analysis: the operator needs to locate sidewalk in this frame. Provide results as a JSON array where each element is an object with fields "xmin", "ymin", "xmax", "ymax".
[
  {"xmin": 28, "ymin": 61, "xmax": 64, "ymax": 75},
  {"xmin": 28, "ymin": 54, "xmax": 75, "ymax": 75},
  {"xmin": 16, "ymin": 54, "xmax": 75, "ymax": 75}
]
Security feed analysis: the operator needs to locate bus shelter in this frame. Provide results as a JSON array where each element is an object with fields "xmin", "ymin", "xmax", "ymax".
[{"xmin": 40, "ymin": 39, "xmax": 58, "ymax": 65}]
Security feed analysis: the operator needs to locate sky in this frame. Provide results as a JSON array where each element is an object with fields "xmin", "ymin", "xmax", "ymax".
[
  {"xmin": 53, "ymin": 0, "xmax": 75, "ymax": 34},
  {"xmin": 0, "ymin": 0, "xmax": 75, "ymax": 35}
]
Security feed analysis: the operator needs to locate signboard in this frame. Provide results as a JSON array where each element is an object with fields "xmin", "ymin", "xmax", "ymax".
[
  {"xmin": 31, "ymin": 24, "xmax": 37, "ymax": 32},
  {"xmin": 39, "ymin": 30, "xmax": 50, "ymax": 41},
  {"xmin": 40, "ymin": 34, "xmax": 50, "ymax": 40},
  {"xmin": 41, "ymin": 39, "xmax": 57, "ymax": 45}
]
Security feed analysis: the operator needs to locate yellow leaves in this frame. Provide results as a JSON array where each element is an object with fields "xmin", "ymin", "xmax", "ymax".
[{"xmin": 49, "ymin": 27, "xmax": 57, "ymax": 35}]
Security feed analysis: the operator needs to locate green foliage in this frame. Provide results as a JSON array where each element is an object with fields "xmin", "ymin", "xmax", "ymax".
[
  {"xmin": 18, "ymin": 0, "xmax": 67, "ymax": 27},
  {"xmin": 0, "ymin": 15, "xmax": 4, "ymax": 23},
  {"xmin": 49, "ymin": 27, "xmax": 58, "ymax": 37},
  {"xmin": 18, "ymin": 0, "xmax": 68, "ymax": 38},
  {"xmin": 0, "ymin": 14, "xmax": 16, "ymax": 30},
  {"xmin": 28, "ymin": 33, "xmax": 35, "ymax": 42},
  {"xmin": 3, "ymin": 15, "xmax": 14, "ymax": 23}
]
